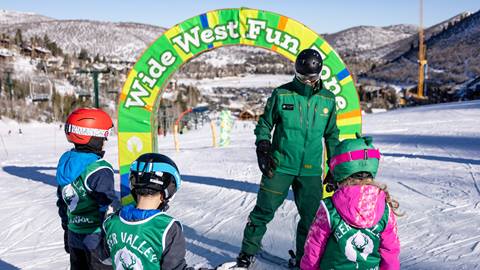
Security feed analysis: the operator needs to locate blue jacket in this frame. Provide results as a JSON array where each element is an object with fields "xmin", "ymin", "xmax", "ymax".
[{"xmin": 56, "ymin": 149, "xmax": 119, "ymax": 249}]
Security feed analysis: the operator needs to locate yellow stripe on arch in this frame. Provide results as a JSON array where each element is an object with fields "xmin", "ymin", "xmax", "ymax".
[
  {"xmin": 320, "ymin": 42, "xmax": 332, "ymax": 55},
  {"xmin": 337, "ymin": 116, "xmax": 362, "ymax": 127},
  {"xmin": 119, "ymin": 69, "xmax": 138, "ymax": 103},
  {"xmin": 143, "ymin": 85, "xmax": 162, "ymax": 111},
  {"xmin": 164, "ymin": 26, "xmax": 194, "ymax": 61},
  {"xmin": 207, "ymin": 11, "xmax": 223, "ymax": 47},
  {"xmin": 282, "ymin": 18, "xmax": 318, "ymax": 52},
  {"xmin": 118, "ymin": 131, "xmax": 154, "ymax": 168},
  {"xmin": 206, "ymin": 10, "xmax": 221, "ymax": 27},
  {"xmin": 340, "ymin": 76, "xmax": 353, "ymax": 86},
  {"xmin": 339, "ymin": 133, "xmax": 357, "ymax": 140},
  {"xmin": 239, "ymin": 8, "xmax": 258, "ymax": 45},
  {"xmin": 118, "ymin": 70, "xmax": 161, "ymax": 112}
]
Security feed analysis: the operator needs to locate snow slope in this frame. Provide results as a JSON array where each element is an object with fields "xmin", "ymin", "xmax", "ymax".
[
  {"xmin": 0, "ymin": 10, "xmax": 52, "ymax": 25},
  {"xmin": 0, "ymin": 100, "xmax": 479, "ymax": 269},
  {"xmin": 180, "ymin": 74, "xmax": 292, "ymax": 94},
  {"xmin": 1, "ymin": 19, "xmax": 165, "ymax": 62},
  {"xmin": 323, "ymin": 24, "xmax": 418, "ymax": 56}
]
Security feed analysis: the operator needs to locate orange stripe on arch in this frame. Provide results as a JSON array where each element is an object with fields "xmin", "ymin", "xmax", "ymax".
[
  {"xmin": 337, "ymin": 109, "xmax": 361, "ymax": 120},
  {"xmin": 278, "ymin": 16, "xmax": 288, "ymax": 31},
  {"xmin": 120, "ymin": 93, "xmax": 127, "ymax": 102}
]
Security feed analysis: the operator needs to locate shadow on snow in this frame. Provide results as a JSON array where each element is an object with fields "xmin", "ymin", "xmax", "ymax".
[
  {"xmin": 0, "ymin": 260, "xmax": 20, "ymax": 270},
  {"xmin": 382, "ymin": 152, "xmax": 480, "ymax": 165},
  {"xmin": 1, "ymin": 165, "xmax": 293, "ymax": 266},
  {"xmin": 367, "ymin": 133, "xmax": 480, "ymax": 153}
]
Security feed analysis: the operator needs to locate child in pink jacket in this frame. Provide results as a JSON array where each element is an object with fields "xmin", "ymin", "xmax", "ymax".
[{"xmin": 301, "ymin": 134, "xmax": 401, "ymax": 270}]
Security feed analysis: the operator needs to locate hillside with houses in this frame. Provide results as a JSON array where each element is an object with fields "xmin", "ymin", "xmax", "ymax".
[{"xmin": 0, "ymin": 9, "xmax": 479, "ymax": 127}]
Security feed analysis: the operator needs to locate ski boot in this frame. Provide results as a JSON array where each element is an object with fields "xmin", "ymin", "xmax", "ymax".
[
  {"xmin": 288, "ymin": 250, "xmax": 299, "ymax": 269},
  {"xmin": 236, "ymin": 252, "xmax": 256, "ymax": 269}
]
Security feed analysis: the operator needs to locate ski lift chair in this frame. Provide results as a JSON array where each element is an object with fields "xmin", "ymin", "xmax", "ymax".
[
  {"xmin": 31, "ymin": 93, "xmax": 50, "ymax": 102},
  {"xmin": 30, "ymin": 78, "xmax": 53, "ymax": 102},
  {"xmin": 107, "ymin": 88, "xmax": 119, "ymax": 94},
  {"xmin": 77, "ymin": 89, "xmax": 92, "ymax": 98}
]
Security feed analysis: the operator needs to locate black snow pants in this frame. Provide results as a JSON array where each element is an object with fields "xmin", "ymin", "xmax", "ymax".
[{"xmin": 68, "ymin": 230, "xmax": 111, "ymax": 270}]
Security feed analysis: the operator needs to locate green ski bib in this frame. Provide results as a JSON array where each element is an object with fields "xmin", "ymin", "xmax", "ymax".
[
  {"xmin": 320, "ymin": 198, "xmax": 390, "ymax": 270},
  {"xmin": 61, "ymin": 159, "xmax": 113, "ymax": 234},
  {"xmin": 103, "ymin": 212, "xmax": 176, "ymax": 270}
]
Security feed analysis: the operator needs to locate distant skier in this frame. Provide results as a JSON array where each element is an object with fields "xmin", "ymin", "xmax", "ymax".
[
  {"xmin": 56, "ymin": 108, "xmax": 119, "ymax": 270},
  {"xmin": 103, "ymin": 153, "xmax": 196, "ymax": 270},
  {"xmin": 236, "ymin": 48, "xmax": 340, "ymax": 268},
  {"xmin": 300, "ymin": 134, "xmax": 401, "ymax": 270}
]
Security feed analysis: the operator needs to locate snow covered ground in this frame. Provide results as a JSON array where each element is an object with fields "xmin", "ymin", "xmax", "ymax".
[
  {"xmin": 0, "ymin": 100, "xmax": 479, "ymax": 269},
  {"xmin": 179, "ymin": 74, "xmax": 292, "ymax": 94}
]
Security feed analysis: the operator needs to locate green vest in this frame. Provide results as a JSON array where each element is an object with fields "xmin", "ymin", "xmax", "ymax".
[
  {"xmin": 103, "ymin": 212, "xmax": 176, "ymax": 270},
  {"xmin": 61, "ymin": 159, "xmax": 113, "ymax": 234},
  {"xmin": 320, "ymin": 198, "xmax": 389, "ymax": 270}
]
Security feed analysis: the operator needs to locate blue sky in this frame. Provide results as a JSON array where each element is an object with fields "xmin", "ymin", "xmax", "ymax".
[{"xmin": 1, "ymin": 0, "xmax": 479, "ymax": 33}]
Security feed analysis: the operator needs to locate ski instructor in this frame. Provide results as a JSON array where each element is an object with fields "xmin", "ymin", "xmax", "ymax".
[{"xmin": 236, "ymin": 49, "xmax": 340, "ymax": 268}]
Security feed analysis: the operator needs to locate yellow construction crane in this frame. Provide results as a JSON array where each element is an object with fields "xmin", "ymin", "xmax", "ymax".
[{"xmin": 417, "ymin": 0, "xmax": 428, "ymax": 98}]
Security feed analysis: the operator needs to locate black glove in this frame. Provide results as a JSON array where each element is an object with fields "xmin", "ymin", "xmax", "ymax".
[
  {"xmin": 256, "ymin": 140, "xmax": 276, "ymax": 178},
  {"xmin": 63, "ymin": 230, "xmax": 70, "ymax": 254},
  {"xmin": 323, "ymin": 169, "xmax": 337, "ymax": 193}
]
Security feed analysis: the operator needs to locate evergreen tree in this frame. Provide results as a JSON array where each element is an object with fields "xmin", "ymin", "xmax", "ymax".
[
  {"xmin": 78, "ymin": 48, "xmax": 89, "ymax": 60},
  {"xmin": 30, "ymin": 36, "xmax": 37, "ymax": 47},
  {"xmin": 14, "ymin": 29, "xmax": 23, "ymax": 46},
  {"xmin": 43, "ymin": 34, "xmax": 50, "ymax": 47},
  {"xmin": 94, "ymin": 53, "xmax": 101, "ymax": 62},
  {"xmin": 45, "ymin": 38, "xmax": 63, "ymax": 56},
  {"xmin": 63, "ymin": 54, "xmax": 71, "ymax": 67}
]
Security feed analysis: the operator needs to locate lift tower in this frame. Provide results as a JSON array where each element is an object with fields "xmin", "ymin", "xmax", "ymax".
[{"xmin": 417, "ymin": 0, "xmax": 428, "ymax": 98}]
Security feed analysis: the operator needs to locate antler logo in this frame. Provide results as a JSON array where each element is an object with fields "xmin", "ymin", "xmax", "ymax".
[
  {"xmin": 345, "ymin": 231, "xmax": 374, "ymax": 262},
  {"xmin": 62, "ymin": 184, "xmax": 79, "ymax": 212},
  {"xmin": 114, "ymin": 247, "xmax": 143, "ymax": 270}
]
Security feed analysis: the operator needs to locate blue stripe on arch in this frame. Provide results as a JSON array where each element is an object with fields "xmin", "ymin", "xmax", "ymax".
[
  {"xmin": 200, "ymin": 13, "xmax": 209, "ymax": 28},
  {"xmin": 121, "ymin": 173, "xmax": 130, "ymax": 197},
  {"xmin": 200, "ymin": 13, "xmax": 213, "ymax": 49},
  {"xmin": 337, "ymin": 68, "xmax": 350, "ymax": 81}
]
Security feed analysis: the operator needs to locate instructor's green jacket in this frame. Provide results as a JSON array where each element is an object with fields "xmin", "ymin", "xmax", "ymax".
[{"xmin": 255, "ymin": 77, "xmax": 340, "ymax": 176}]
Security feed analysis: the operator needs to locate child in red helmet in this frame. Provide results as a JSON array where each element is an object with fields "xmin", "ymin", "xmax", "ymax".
[{"xmin": 56, "ymin": 108, "xmax": 120, "ymax": 270}]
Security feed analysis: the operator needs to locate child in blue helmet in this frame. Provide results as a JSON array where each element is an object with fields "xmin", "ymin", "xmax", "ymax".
[{"xmin": 103, "ymin": 153, "xmax": 197, "ymax": 270}]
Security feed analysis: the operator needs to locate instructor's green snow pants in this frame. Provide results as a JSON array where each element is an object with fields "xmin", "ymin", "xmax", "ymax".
[{"xmin": 240, "ymin": 172, "xmax": 323, "ymax": 262}]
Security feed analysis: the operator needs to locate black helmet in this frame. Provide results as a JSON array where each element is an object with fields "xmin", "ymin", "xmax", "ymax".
[
  {"xmin": 295, "ymin": 49, "xmax": 323, "ymax": 83},
  {"xmin": 129, "ymin": 153, "xmax": 181, "ymax": 205}
]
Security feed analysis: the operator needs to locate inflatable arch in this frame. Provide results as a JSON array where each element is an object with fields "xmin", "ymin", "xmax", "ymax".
[{"xmin": 117, "ymin": 8, "xmax": 362, "ymax": 204}]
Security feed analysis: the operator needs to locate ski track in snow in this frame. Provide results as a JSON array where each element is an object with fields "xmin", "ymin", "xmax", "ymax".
[{"xmin": 0, "ymin": 101, "xmax": 480, "ymax": 269}]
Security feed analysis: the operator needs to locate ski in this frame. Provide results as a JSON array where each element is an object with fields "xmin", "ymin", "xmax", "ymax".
[
  {"xmin": 214, "ymin": 261, "xmax": 248, "ymax": 270},
  {"xmin": 257, "ymin": 250, "xmax": 295, "ymax": 269},
  {"xmin": 216, "ymin": 250, "xmax": 297, "ymax": 270}
]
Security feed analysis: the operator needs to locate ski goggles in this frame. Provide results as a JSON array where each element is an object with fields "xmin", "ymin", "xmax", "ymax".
[
  {"xmin": 295, "ymin": 71, "xmax": 321, "ymax": 84},
  {"xmin": 130, "ymin": 161, "xmax": 181, "ymax": 189},
  {"xmin": 65, "ymin": 123, "xmax": 113, "ymax": 139},
  {"xmin": 329, "ymin": 149, "xmax": 381, "ymax": 172}
]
